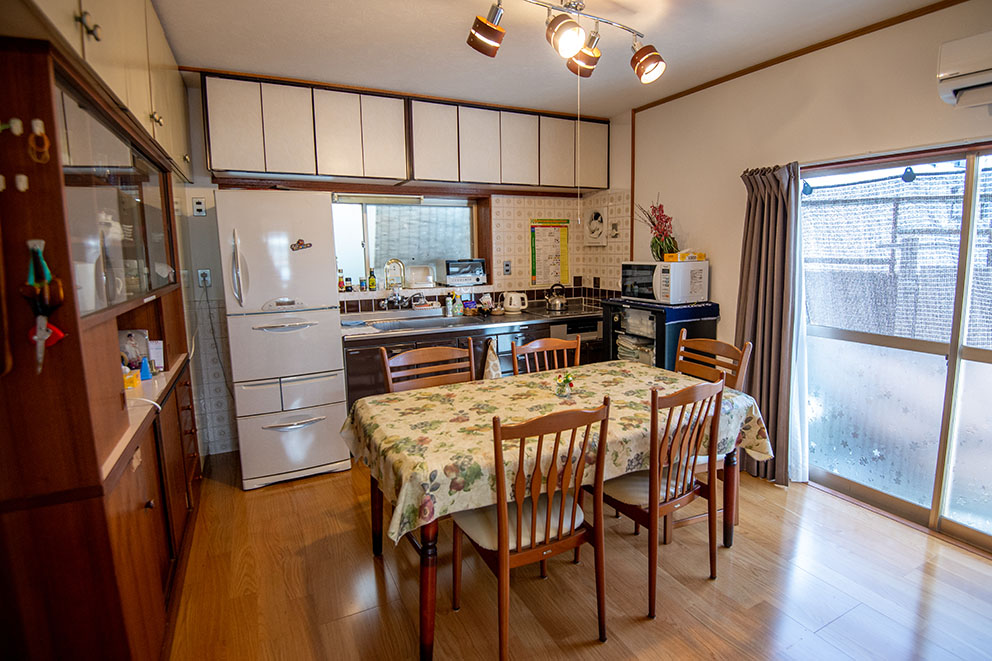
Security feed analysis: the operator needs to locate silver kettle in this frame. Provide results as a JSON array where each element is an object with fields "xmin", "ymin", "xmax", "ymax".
[{"xmin": 545, "ymin": 283, "xmax": 568, "ymax": 311}]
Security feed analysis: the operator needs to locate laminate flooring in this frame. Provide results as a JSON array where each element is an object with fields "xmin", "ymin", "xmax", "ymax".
[{"xmin": 169, "ymin": 453, "xmax": 992, "ymax": 660}]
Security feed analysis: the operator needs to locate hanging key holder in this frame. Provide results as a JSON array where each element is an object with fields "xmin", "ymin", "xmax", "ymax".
[{"xmin": 19, "ymin": 240, "xmax": 65, "ymax": 374}]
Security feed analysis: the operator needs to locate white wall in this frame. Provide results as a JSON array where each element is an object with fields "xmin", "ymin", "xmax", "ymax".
[{"xmin": 633, "ymin": 1, "xmax": 992, "ymax": 341}]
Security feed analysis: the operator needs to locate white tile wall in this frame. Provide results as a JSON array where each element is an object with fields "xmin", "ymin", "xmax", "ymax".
[
  {"xmin": 185, "ymin": 297, "xmax": 238, "ymax": 455},
  {"xmin": 491, "ymin": 189, "xmax": 630, "ymax": 291}
]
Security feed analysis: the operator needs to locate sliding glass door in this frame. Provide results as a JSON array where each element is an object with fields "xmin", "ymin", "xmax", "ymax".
[
  {"xmin": 801, "ymin": 150, "xmax": 991, "ymax": 547},
  {"xmin": 942, "ymin": 154, "xmax": 992, "ymax": 542}
]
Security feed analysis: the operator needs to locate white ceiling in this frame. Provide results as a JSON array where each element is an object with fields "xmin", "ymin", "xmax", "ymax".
[{"xmin": 153, "ymin": 0, "xmax": 940, "ymax": 118}]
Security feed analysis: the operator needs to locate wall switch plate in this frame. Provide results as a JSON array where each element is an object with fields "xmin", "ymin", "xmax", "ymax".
[
  {"xmin": 197, "ymin": 269, "xmax": 211, "ymax": 287},
  {"xmin": 192, "ymin": 197, "xmax": 207, "ymax": 216},
  {"xmin": 503, "ymin": 260, "xmax": 512, "ymax": 275}
]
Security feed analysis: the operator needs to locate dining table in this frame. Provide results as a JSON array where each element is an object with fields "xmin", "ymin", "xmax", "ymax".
[{"xmin": 341, "ymin": 359, "xmax": 772, "ymax": 660}]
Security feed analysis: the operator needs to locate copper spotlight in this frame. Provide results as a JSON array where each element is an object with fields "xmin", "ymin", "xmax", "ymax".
[
  {"xmin": 546, "ymin": 13, "xmax": 585, "ymax": 59},
  {"xmin": 567, "ymin": 30, "xmax": 601, "ymax": 77},
  {"xmin": 630, "ymin": 41, "xmax": 666, "ymax": 84},
  {"xmin": 468, "ymin": 2, "xmax": 506, "ymax": 57}
]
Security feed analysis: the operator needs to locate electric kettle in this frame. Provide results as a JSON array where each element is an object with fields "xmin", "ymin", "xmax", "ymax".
[{"xmin": 502, "ymin": 291, "xmax": 528, "ymax": 314}]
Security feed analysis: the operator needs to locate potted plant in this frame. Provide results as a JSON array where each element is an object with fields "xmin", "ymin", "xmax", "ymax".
[{"xmin": 636, "ymin": 201, "xmax": 679, "ymax": 261}]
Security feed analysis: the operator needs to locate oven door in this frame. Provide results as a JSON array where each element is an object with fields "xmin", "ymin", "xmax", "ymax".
[{"xmin": 621, "ymin": 263, "xmax": 660, "ymax": 302}]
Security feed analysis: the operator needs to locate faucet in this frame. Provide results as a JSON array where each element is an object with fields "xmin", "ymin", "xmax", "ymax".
[
  {"xmin": 384, "ymin": 258, "xmax": 406, "ymax": 289},
  {"xmin": 380, "ymin": 287, "xmax": 410, "ymax": 310}
]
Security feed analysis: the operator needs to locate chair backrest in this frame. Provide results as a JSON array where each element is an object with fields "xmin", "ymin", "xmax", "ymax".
[
  {"xmin": 492, "ymin": 397, "xmax": 610, "ymax": 555},
  {"xmin": 511, "ymin": 336, "xmax": 581, "ymax": 376},
  {"xmin": 674, "ymin": 327, "xmax": 752, "ymax": 391},
  {"xmin": 380, "ymin": 339, "xmax": 475, "ymax": 392},
  {"xmin": 650, "ymin": 379, "xmax": 724, "ymax": 507}
]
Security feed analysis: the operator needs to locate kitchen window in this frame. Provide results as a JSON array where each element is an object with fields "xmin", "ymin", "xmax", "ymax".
[{"xmin": 332, "ymin": 196, "xmax": 475, "ymax": 287}]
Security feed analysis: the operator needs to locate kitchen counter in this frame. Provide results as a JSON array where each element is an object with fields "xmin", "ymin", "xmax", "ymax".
[
  {"xmin": 341, "ymin": 299, "xmax": 606, "ymax": 407},
  {"xmin": 341, "ymin": 299, "xmax": 602, "ymax": 340}
]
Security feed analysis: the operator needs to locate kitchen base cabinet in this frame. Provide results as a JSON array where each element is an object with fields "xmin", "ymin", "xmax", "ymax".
[
  {"xmin": 344, "ymin": 319, "xmax": 605, "ymax": 406},
  {"xmin": 105, "ymin": 426, "xmax": 170, "ymax": 660}
]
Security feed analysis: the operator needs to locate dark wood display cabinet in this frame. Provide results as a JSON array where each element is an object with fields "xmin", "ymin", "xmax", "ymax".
[{"xmin": 0, "ymin": 41, "xmax": 201, "ymax": 659}]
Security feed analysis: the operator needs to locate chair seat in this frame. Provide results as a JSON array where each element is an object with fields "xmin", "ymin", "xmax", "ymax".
[
  {"xmin": 603, "ymin": 471, "xmax": 688, "ymax": 508},
  {"xmin": 452, "ymin": 492, "xmax": 584, "ymax": 551}
]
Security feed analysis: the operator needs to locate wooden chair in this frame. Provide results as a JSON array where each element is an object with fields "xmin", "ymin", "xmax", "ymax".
[
  {"xmin": 600, "ymin": 379, "xmax": 724, "ymax": 618},
  {"xmin": 451, "ymin": 398, "xmax": 611, "ymax": 660},
  {"xmin": 370, "ymin": 340, "xmax": 475, "ymax": 558},
  {"xmin": 674, "ymin": 327, "xmax": 752, "ymax": 390},
  {"xmin": 673, "ymin": 328, "xmax": 752, "ymax": 546},
  {"xmin": 510, "ymin": 336, "xmax": 581, "ymax": 375},
  {"xmin": 379, "ymin": 339, "xmax": 475, "ymax": 392}
]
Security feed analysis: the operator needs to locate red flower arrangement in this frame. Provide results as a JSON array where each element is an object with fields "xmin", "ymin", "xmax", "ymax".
[{"xmin": 636, "ymin": 202, "xmax": 679, "ymax": 259}]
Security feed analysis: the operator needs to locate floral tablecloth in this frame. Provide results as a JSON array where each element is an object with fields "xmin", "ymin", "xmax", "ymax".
[{"xmin": 341, "ymin": 360, "xmax": 771, "ymax": 542}]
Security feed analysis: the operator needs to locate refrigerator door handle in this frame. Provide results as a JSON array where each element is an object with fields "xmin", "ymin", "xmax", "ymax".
[
  {"xmin": 262, "ymin": 415, "xmax": 326, "ymax": 431},
  {"xmin": 232, "ymin": 228, "xmax": 244, "ymax": 307},
  {"xmin": 251, "ymin": 321, "xmax": 319, "ymax": 332}
]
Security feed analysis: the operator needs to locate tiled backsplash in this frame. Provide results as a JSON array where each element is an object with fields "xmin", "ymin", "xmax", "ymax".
[{"xmin": 491, "ymin": 189, "xmax": 630, "ymax": 293}]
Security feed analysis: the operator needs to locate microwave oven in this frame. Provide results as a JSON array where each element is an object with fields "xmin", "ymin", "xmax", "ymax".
[
  {"xmin": 621, "ymin": 261, "xmax": 709, "ymax": 304},
  {"xmin": 440, "ymin": 258, "xmax": 487, "ymax": 286}
]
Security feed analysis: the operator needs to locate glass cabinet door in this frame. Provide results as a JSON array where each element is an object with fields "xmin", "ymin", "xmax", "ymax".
[{"xmin": 55, "ymin": 83, "xmax": 175, "ymax": 316}]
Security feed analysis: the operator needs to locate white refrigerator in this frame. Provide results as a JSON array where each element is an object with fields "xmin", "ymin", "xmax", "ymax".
[{"xmin": 215, "ymin": 190, "xmax": 350, "ymax": 490}]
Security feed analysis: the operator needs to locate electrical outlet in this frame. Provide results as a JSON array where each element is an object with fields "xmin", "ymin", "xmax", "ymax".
[
  {"xmin": 197, "ymin": 269, "xmax": 211, "ymax": 287},
  {"xmin": 503, "ymin": 260, "xmax": 512, "ymax": 275},
  {"xmin": 192, "ymin": 197, "xmax": 207, "ymax": 216}
]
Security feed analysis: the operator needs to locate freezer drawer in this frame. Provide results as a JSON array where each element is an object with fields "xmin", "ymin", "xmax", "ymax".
[
  {"xmin": 227, "ymin": 307, "xmax": 343, "ymax": 381},
  {"xmin": 281, "ymin": 370, "xmax": 345, "ymax": 411},
  {"xmin": 234, "ymin": 378, "xmax": 282, "ymax": 416},
  {"xmin": 237, "ymin": 402, "xmax": 349, "ymax": 484}
]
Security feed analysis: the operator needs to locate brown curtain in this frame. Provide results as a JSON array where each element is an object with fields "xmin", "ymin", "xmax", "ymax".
[{"xmin": 735, "ymin": 163, "xmax": 799, "ymax": 486}]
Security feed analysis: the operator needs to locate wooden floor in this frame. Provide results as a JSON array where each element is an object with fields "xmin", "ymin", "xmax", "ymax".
[{"xmin": 170, "ymin": 453, "xmax": 992, "ymax": 660}]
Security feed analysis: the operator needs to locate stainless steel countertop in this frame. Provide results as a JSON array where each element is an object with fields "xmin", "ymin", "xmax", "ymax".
[{"xmin": 341, "ymin": 299, "xmax": 602, "ymax": 341}]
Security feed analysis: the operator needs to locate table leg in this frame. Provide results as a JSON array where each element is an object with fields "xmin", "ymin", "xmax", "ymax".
[
  {"xmin": 419, "ymin": 520, "xmax": 439, "ymax": 660},
  {"xmin": 371, "ymin": 476, "xmax": 383, "ymax": 557},
  {"xmin": 723, "ymin": 450, "xmax": 739, "ymax": 548}
]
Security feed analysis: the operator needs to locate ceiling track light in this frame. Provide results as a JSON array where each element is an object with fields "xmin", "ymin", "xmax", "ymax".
[
  {"xmin": 546, "ymin": 13, "xmax": 585, "ymax": 59},
  {"xmin": 467, "ymin": 1, "xmax": 506, "ymax": 58},
  {"xmin": 567, "ymin": 25, "xmax": 600, "ymax": 77},
  {"xmin": 630, "ymin": 38, "xmax": 666, "ymax": 84},
  {"xmin": 466, "ymin": 0, "xmax": 666, "ymax": 83}
]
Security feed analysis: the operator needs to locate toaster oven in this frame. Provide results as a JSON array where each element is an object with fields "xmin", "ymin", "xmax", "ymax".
[{"xmin": 440, "ymin": 258, "xmax": 486, "ymax": 286}]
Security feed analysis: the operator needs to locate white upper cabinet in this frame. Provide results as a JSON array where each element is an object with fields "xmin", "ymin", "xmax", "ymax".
[
  {"xmin": 146, "ymin": 0, "xmax": 191, "ymax": 178},
  {"xmin": 206, "ymin": 77, "xmax": 265, "ymax": 172},
  {"xmin": 411, "ymin": 101, "xmax": 459, "ymax": 182},
  {"xmin": 577, "ymin": 121, "xmax": 609, "ymax": 189},
  {"xmin": 33, "ymin": 0, "xmax": 84, "ymax": 55},
  {"xmin": 499, "ymin": 111, "xmax": 539, "ymax": 185},
  {"xmin": 539, "ymin": 116, "xmax": 575, "ymax": 187},
  {"xmin": 457, "ymin": 106, "xmax": 500, "ymax": 184},
  {"xmin": 361, "ymin": 95, "xmax": 407, "ymax": 179},
  {"xmin": 261, "ymin": 83, "xmax": 316, "ymax": 174},
  {"xmin": 314, "ymin": 89, "xmax": 364, "ymax": 177}
]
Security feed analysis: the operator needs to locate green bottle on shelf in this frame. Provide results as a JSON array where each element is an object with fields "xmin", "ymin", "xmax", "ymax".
[{"xmin": 368, "ymin": 269, "xmax": 377, "ymax": 291}]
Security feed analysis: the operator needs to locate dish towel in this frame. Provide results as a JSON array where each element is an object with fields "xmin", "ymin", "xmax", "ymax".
[{"xmin": 483, "ymin": 338, "xmax": 502, "ymax": 379}]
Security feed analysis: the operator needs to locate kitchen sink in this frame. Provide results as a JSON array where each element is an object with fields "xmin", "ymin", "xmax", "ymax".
[{"xmin": 370, "ymin": 316, "xmax": 485, "ymax": 332}]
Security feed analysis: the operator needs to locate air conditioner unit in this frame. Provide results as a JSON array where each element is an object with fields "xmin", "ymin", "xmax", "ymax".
[{"xmin": 938, "ymin": 30, "xmax": 992, "ymax": 107}]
